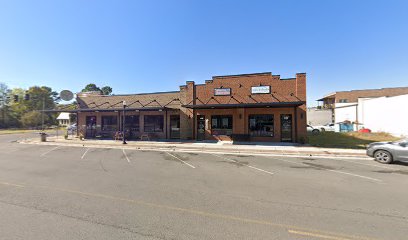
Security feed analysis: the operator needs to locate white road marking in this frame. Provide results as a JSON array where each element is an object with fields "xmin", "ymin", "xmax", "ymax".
[
  {"xmin": 265, "ymin": 157, "xmax": 382, "ymax": 182},
  {"xmin": 40, "ymin": 146, "xmax": 60, "ymax": 156},
  {"xmin": 122, "ymin": 148, "xmax": 131, "ymax": 163},
  {"xmin": 81, "ymin": 148, "xmax": 90, "ymax": 159},
  {"xmin": 328, "ymin": 169, "xmax": 382, "ymax": 182},
  {"xmin": 327, "ymin": 157, "xmax": 396, "ymax": 170},
  {"xmin": 288, "ymin": 229, "xmax": 352, "ymax": 240},
  {"xmin": 165, "ymin": 152, "xmax": 196, "ymax": 168},
  {"xmin": 0, "ymin": 181, "xmax": 25, "ymax": 188},
  {"xmin": 212, "ymin": 154, "xmax": 274, "ymax": 175}
]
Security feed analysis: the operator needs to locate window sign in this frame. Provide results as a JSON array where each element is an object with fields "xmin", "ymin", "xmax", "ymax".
[
  {"xmin": 214, "ymin": 88, "xmax": 231, "ymax": 96},
  {"xmin": 251, "ymin": 86, "xmax": 270, "ymax": 94}
]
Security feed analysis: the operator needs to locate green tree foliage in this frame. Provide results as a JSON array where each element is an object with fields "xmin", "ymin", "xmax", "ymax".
[
  {"xmin": 0, "ymin": 83, "xmax": 12, "ymax": 128},
  {"xmin": 82, "ymin": 84, "xmax": 112, "ymax": 95},
  {"xmin": 0, "ymin": 84, "xmax": 59, "ymax": 128},
  {"xmin": 101, "ymin": 86, "xmax": 113, "ymax": 95},
  {"xmin": 21, "ymin": 111, "xmax": 49, "ymax": 128},
  {"xmin": 82, "ymin": 83, "xmax": 101, "ymax": 92}
]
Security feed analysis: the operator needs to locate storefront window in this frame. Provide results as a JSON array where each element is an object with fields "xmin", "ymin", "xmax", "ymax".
[
  {"xmin": 211, "ymin": 115, "xmax": 233, "ymax": 135},
  {"xmin": 249, "ymin": 115, "xmax": 274, "ymax": 137},
  {"xmin": 101, "ymin": 116, "xmax": 118, "ymax": 131},
  {"xmin": 123, "ymin": 115, "xmax": 140, "ymax": 132},
  {"xmin": 144, "ymin": 115, "xmax": 164, "ymax": 132}
]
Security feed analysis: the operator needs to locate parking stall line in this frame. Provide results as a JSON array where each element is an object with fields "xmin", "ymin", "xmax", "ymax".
[
  {"xmin": 211, "ymin": 154, "xmax": 274, "ymax": 175},
  {"xmin": 265, "ymin": 157, "xmax": 382, "ymax": 183},
  {"xmin": 328, "ymin": 170, "xmax": 382, "ymax": 182},
  {"xmin": 81, "ymin": 148, "xmax": 90, "ymax": 159},
  {"xmin": 165, "ymin": 152, "xmax": 196, "ymax": 168},
  {"xmin": 122, "ymin": 149, "xmax": 131, "ymax": 163},
  {"xmin": 288, "ymin": 229, "xmax": 352, "ymax": 240},
  {"xmin": 40, "ymin": 146, "xmax": 60, "ymax": 157},
  {"xmin": 326, "ymin": 157, "xmax": 396, "ymax": 170}
]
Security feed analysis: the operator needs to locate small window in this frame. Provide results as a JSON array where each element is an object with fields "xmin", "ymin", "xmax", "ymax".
[
  {"xmin": 339, "ymin": 99, "xmax": 348, "ymax": 103},
  {"xmin": 144, "ymin": 115, "xmax": 164, "ymax": 132},
  {"xmin": 101, "ymin": 116, "xmax": 117, "ymax": 131},
  {"xmin": 211, "ymin": 115, "xmax": 233, "ymax": 135},
  {"xmin": 249, "ymin": 115, "xmax": 274, "ymax": 137}
]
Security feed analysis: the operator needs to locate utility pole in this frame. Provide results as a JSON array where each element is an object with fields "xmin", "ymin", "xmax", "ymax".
[{"xmin": 41, "ymin": 97, "xmax": 45, "ymax": 132}]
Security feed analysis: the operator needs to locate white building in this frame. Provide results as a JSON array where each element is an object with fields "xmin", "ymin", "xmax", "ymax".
[
  {"xmin": 307, "ymin": 107, "xmax": 333, "ymax": 125},
  {"xmin": 357, "ymin": 94, "xmax": 408, "ymax": 137},
  {"xmin": 57, "ymin": 112, "xmax": 71, "ymax": 126},
  {"xmin": 318, "ymin": 87, "xmax": 408, "ymax": 136}
]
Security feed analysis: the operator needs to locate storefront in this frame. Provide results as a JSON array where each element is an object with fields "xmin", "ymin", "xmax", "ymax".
[{"xmin": 74, "ymin": 72, "xmax": 307, "ymax": 142}]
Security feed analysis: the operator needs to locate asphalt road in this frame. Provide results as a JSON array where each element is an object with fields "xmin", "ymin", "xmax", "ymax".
[{"xmin": 1, "ymin": 134, "xmax": 408, "ymax": 240}]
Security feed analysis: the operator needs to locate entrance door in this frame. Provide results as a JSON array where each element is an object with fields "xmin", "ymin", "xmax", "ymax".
[
  {"xmin": 280, "ymin": 114, "xmax": 292, "ymax": 142},
  {"xmin": 197, "ymin": 115, "xmax": 206, "ymax": 141},
  {"xmin": 85, "ymin": 116, "xmax": 97, "ymax": 138},
  {"xmin": 170, "ymin": 115, "xmax": 180, "ymax": 139}
]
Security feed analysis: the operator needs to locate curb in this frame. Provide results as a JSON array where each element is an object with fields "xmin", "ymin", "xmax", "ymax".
[{"xmin": 17, "ymin": 139, "xmax": 369, "ymax": 159}]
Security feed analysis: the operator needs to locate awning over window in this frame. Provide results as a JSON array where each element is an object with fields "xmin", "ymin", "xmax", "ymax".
[{"xmin": 182, "ymin": 101, "xmax": 305, "ymax": 109}]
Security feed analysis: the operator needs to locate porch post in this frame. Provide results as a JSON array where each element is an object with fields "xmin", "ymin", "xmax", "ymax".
[
  {"xmin": 165, "ymin": 109, "xmax": 168, "ymax": 139},
  {"xmin": 294, "ymin": 106, "xmax": 298, "ymax": 143}
]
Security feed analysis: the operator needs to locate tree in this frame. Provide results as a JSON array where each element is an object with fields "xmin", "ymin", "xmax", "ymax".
[
  {"xmin": 101, "ymin": 86, "xmax": 112, "ymax": 95},
  {"xmin": 82, "ymin": 84, "xmax": 101, "ymax": 93},
  {"xmin": 21, "ymin": 111, "xmax": 48, "ymax": 128},
  {"xmin": 81, "ymin": 84, "xmax": 113, "ymax": 95},
  {"xmin": 0, "ymin": 83, "xmax": 11, "ymax": 128}
]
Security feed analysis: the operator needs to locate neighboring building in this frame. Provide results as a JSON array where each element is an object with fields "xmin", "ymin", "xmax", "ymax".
[
  {"xmin": 71, "ymin": 72, "xmax": 307, "ymax": 142},
  {"xmin": 57, "ymin": 112, "xmax": 71, "ymax": 126},
  {"xmin": 357, "ymin": 94, "xmax": 408, "ymax": 136},
  {"xmin": 307, "ymin": 107, "xmax": 332, "ymax": 126},
  {"xmin": 318, "ymin": 87, "xmax": 408, "ymax": 134}
]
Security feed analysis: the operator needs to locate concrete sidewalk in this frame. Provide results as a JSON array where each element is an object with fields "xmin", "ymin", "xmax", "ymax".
[{"xmin": 19, "ymin": 136, "xmax": 368, "ymax": 158}]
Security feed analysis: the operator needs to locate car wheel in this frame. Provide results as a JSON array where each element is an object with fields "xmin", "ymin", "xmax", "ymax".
[
  {"xmin": 312, "ymin": 129, "xmax": 320, "ymax": 133},
  {"xmin": 374, "ymin": 150, "xmax": 393, "ymax": 164}
]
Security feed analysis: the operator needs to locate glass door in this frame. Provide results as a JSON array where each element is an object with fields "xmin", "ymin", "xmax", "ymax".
[
  {"xmin": 170, "ymin": 115, "xmax": 180, "ymax": 139},
  {"xmin": 280, "ymin": 114, "xmax": 292, "ymax": 142},
  {"xmin": 85, "ymin": 116, "xmax": 97, "ymax": 138},
  {"xmin": 197, "ymin": 115, "xmax": 206, "ymax": 140}
]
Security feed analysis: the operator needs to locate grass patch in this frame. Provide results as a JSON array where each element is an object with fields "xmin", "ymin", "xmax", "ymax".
[{"xmin": 308, "ymin": 131, "xmax": 401, "ymax": 149}]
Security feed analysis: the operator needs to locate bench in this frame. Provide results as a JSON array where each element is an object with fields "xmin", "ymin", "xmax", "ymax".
[{"xmin": 230, "ymin": 134, "xmax": 250, "ymax": 142}]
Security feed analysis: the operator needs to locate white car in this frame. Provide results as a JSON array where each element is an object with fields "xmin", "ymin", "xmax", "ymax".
[
  {"xmin": 66, "ymin": 123, "xmax": 77, "ymax": 134},
  {"xmin": 307, "ymin": 123, "xmax": 335, "ymax": 133}
]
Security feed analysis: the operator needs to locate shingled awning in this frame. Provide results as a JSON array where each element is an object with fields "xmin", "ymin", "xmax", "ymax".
[{"xmin": 182, "ymin": 101, "xmax": 305, "ymax": 109}]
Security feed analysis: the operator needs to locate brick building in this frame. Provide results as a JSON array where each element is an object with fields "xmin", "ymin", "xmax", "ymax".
[{"xmin": 74, "ymin": 72, "xmax": 307, "ymax": 142}]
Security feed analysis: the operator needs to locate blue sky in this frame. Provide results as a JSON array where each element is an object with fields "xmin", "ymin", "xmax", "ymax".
[{"xmin": 1, "ymin": 0, "xmax": 407, "ymax": 105}]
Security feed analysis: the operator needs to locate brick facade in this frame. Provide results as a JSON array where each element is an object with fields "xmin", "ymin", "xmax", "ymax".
[
  {"xmin": 179, "ymin": 72, "xmax": 307, "ymax": 142},
  {"xmin": 76, "ymin": 72, "xmax": 307, "ymax": 143}
]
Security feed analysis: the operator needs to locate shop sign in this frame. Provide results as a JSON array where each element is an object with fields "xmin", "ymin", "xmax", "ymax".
[
  {"xmin": 251, "ymin": 86, "xmax": 270, "ymax": 94},
  {"xmin": 214, "ymin": 88, "xmax": 231, "ymax": 96}
]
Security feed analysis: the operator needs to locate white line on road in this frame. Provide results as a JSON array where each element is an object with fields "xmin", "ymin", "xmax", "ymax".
[
  {"xmin": 328, "ymin": 169, "xmax": 382, "ymax": 182},
  {"xmin": 81, "ymin": 148, "xmax": 90, "ymax": 159},
  {"xmin": 122, "ymin": 148, "xmax": 131, "ymax": 163},
  {"xmin": 328, "ymin": 157, "xmax": 396, "ymax": 170},
  {"xmin": 165, "ymin": 152, "xmax": 196, "ymax": 168},
  {"xmin": 288, "ymin": 229, "xmax": 351, "ymax": 240},
  {"xmin": 266, "ymin": 157, "xmax": 382, "ymax": 182},
  {"xmin": 40, "ymin": 146, "xmax": 60, "ymax": 156},
  {"xmin": 212, "ymin": 154, "xmax": 274, "ymax": 175}
]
